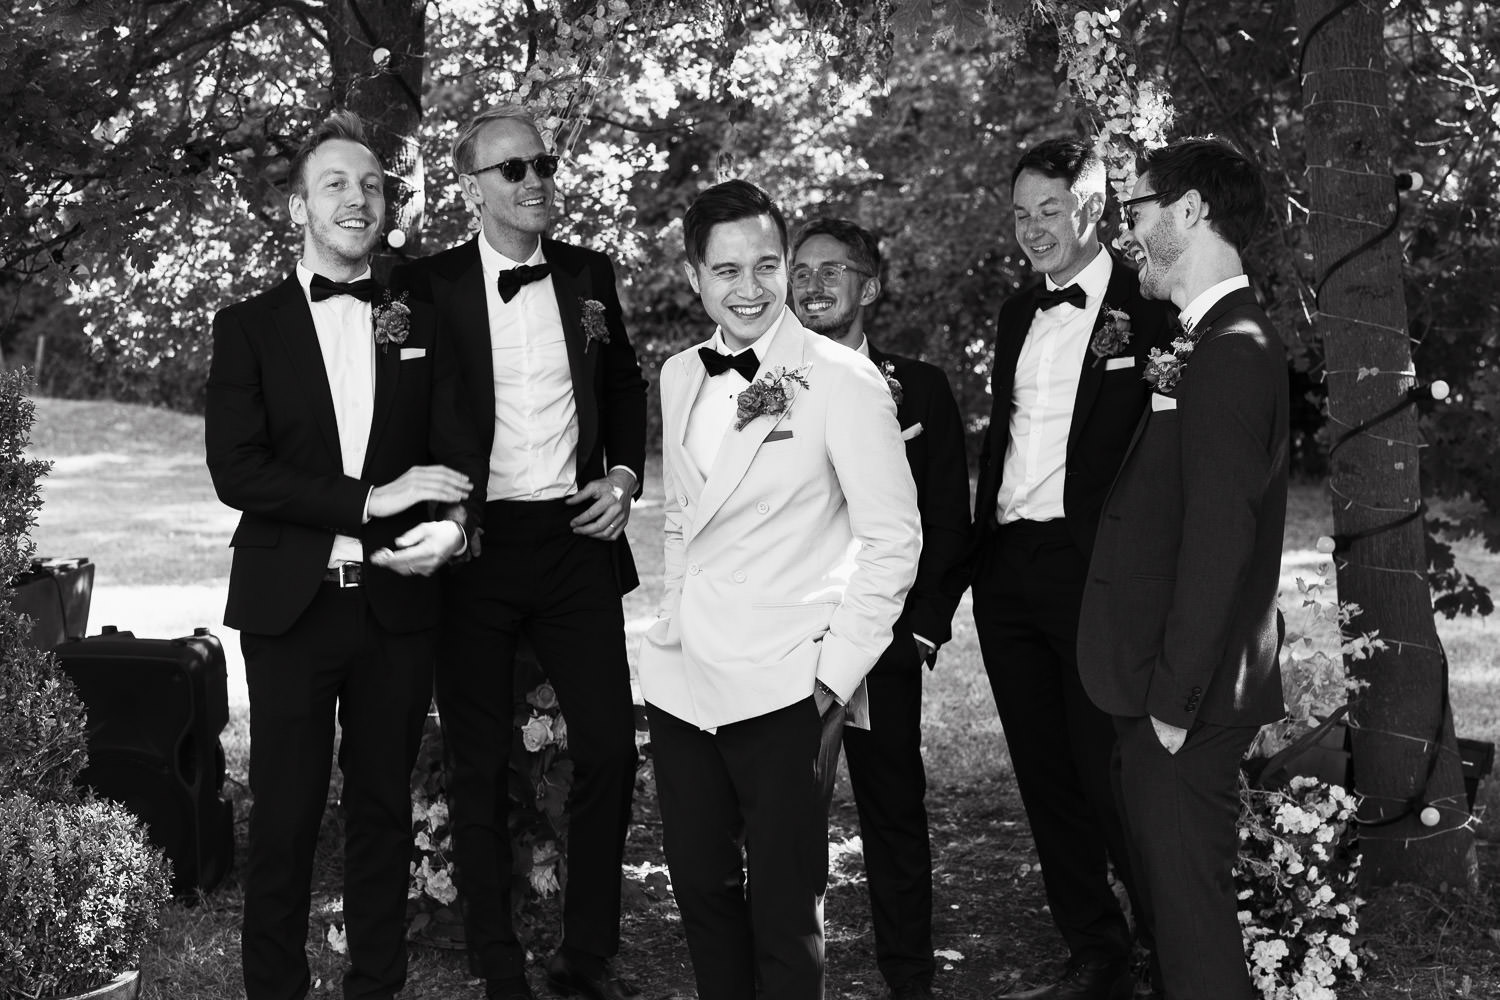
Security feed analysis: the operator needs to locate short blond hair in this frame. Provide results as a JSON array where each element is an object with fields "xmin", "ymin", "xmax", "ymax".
[{"xmin": 451, "ymin": 105, "xmax": 543, "ymax": 174}]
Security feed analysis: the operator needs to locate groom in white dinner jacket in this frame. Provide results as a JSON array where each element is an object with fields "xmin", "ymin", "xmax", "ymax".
[{"xmin": 639, "ymin": 179, "xmax": 920, "ymax": 1000}]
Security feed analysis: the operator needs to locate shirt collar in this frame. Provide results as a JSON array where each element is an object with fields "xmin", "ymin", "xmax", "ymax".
[
  {"xmin": 1180, "ymin": 274, "xmax": 1251, "ymax": 332},
  {"xmin": 1043, "ymin": 243, "xmax": 1111, "ymax": 301},
  {"xmin": 709, "ymin": 306, "xmax": 789, "ymax": 360},
  {"xmin": 853, "ymin": 335, "xmax": 870, "ymax": 358},
  {"xmin": 477, "ymin": 233, "xmax": 545, "ymax": 275},
  {"xmin": 295, "ymin": 261, "xmax": 373, "ymax": 302}
]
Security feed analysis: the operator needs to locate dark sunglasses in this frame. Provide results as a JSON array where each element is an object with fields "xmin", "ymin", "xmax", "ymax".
[
  {"xmin": 471, "ymin": 153, "xmax": 561, "ymax": 183},
  {"xmin": 1120, "ymin": 191, "xmax": 1171, "ymax": 228}
]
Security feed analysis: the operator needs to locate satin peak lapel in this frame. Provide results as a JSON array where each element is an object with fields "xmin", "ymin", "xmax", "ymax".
[
  {"xmin": 547, "ymin": 249, "xmax": 598, "ymax": 470},
  {"xmin": 670, "ymin": 353, "xmax": 709, "ymax": 498},
  {"xmin": 271, "ymin": 280, "xmax": 342, "ymax": 465},
  {"xmin": 690, "ymin": 321, "xmax": 809, "ymax": 542},
  {"xmin": 364, "ymin": 310, "xmax": 405, "ymax": 466}
]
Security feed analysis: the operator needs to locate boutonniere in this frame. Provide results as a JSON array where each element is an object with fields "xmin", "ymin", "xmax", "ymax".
[
  {"xmin": 1143, "ymin": 321, "xmax": 1203, "ymax": 394},
  {"xmin": 579, "ymin": 297, "xmax": 609, "ymax": 351},
  {"xmin": 1089, "ymin": 306, "xmax": 1132, "ymax": 364},
  {"xmin": 878, "ymin": 360, "xmax": 904, "ymax": 405},
  {"xmin": 735, "ymin": 365, "xmax": 810, "ymax": 431},
  {"xmin": 373, "ymin": 291, "xmax": 411, "ymax": 352}
]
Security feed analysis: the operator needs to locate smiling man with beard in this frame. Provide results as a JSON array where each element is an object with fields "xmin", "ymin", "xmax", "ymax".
[
  {"xmin": 640, "ymin": 181, "xmax": 920, "ymax": 1000},
  {"xmin": 1077, "ymin": 136, "xmax": 1288, "ymax": 1000},
  {"xmin": 790, "ymin": 218, "xmax": 969, "ymax": 1000},
  {"xmin": 972, "ymin": 137, "xmax": 1173, "ymax": 1000},
  {"xmin": 206, "ymin": 110, "xmax": 483, "ymax": 1000},
  {"xmin": 391, "ymin": 105, "xmax": 647, "ymax": 1000}
]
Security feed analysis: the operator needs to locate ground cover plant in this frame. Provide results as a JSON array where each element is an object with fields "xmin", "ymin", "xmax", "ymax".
[{"xmin": 27, "ymin": 397, "xmax": 1500, "ymax": 999}]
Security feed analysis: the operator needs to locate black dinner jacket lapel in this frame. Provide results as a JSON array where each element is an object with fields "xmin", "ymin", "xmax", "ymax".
[
  {"xmin": 268, "ymin": 275, "xmax": 342, "ymax": 470},
  {"xmin": 1064, "ymin": 248, "xmax": 1139, "ymax": 461},
  {"xmin": 363, "ymin": 307, "xmax": 404, "ymax": 473},
  {"xmin": 542, "ymin": 239, "xmax": 600, "ymax": 480}
]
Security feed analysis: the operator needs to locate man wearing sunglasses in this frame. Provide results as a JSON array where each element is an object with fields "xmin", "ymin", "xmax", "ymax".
[
  {"xmin": 1078, "ymin": 136, "xmax": 1288, "ymax": 1000},
  {"xmin": 790, "ymin": 218, "xmax": 970, "ymax": 1000},
  {"xmin": 973, "ymin": 136, "xmax": 1172, "ymax": 1000},
  {"xmin": 391, "ymin": 106, "xmax": 647, "ymax": 1000}
]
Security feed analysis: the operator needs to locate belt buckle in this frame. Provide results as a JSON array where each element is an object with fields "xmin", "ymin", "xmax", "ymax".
[{"xmin": 336, "ymin": 562, "xmax": 360, "ymax": 588}]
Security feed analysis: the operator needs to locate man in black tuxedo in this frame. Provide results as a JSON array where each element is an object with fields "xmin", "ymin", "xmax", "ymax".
[
  {"xmin": 206, "ymin": 111, "xmax": 483, "ymax": 1000},
  {"xmin": 972, "ymin": 137, "xmax": 1172, "ymax": 1000},
  {"xmin": 390, "ymin": 105, "xmax": 647, "ymax": 1000},
  {"xmin": 1078, "ymin": 136, "xmax": 1288, "ymax": 1000},
  {"xmin": 790, "ymin": 218, "xmax": 970, "ymax": 1000}
]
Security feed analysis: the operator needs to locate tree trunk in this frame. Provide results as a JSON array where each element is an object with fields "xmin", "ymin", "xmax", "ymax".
[
  {"xmin": 326, "ymin": 0, "xmax": 428, "ymax": 275},
  {"xmin": 1296, "ymin": 0, "xmax": 1476, "ymax": 888}
]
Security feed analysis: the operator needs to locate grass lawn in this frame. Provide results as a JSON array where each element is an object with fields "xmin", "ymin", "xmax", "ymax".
[{"xmin": 24, "ymin": 395, "xmax": 1500, "ymax": 999}]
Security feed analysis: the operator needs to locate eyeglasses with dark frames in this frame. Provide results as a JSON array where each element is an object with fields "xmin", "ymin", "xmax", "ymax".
[
  {"xmin": 790, "ymin": 262, "xmax": 872, "ymax": 289},
  {"xmin": 471, "ymin": 153, "xmax": 561, "ymax": 184},
  {"xmin": 1120, "ymin": 192, "xmax": 1170, "ymax": 228}
]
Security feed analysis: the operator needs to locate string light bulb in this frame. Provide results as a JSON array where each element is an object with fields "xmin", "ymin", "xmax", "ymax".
[
  {"xmin": 372, "ymin": 47, "xmax": 391, "ymax": 66},
  {"xmin": 1419, "ymin": 805, "xmax": 1441, "ymax": 827},
  {"xmin": 386, "ymin": 229, "xmax": 406, "ymax": 249}
]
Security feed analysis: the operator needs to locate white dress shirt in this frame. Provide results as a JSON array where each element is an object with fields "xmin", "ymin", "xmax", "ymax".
[
  {"xmin": 477, "ymin": 236, "xmax": 579, "ymax": 501},
  {"xmin": 997, "ymin": 248, "xmax": 1113, "ymax": 524},
  {"xmin": 683, "ymin": 313, "xmax": 786, "ymax": 479},
  {"xmin": 297, "ymin": 262, "xmax": 375, "ymax": 567},
  {"xmin": 1179, "ymin": 274, "xmax": 1251, "ymax": 333}
]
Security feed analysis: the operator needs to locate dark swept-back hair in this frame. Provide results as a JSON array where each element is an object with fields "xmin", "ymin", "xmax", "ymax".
[
  {"xmin": 1010, "ymin": 135, "xmax": 1106, "ymax": 198},
  {"xmin": 791, "ymin": 218, "xmax": 881, "ymax": 276},
  {"xmin": 288, "ymin": 109, "xmax": 380, "ymax": 197},
  {"xmin": 682, "ymin": 179, "xmax": 788, "ymax": 267},
  {"xmin": 1140, "ymin": 136, "xmax": 1266, "ymax": 252}
]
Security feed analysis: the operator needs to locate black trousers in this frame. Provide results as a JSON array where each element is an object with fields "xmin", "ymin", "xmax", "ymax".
[
  {"xmin": 241, "ymin": 584, "xmax": 435, "ymax": 1000},
  {"xmin": 972, "ymin": 520, "xmax": 1139, "ymax": 964},
  {"xmin": 437, "ymin": 499, "xmax": 637, "ymax": 982},
  {"xmin": 841, "ymin": 631, "xmax": 935, "ymax": 990},
  {"xmin": 1114, "ymin": 716, "xmax": 1258, "ymax": 1000},
  {"xmin": 649, "ymin": 698, "xmax": 829, "ymax": 1000}
]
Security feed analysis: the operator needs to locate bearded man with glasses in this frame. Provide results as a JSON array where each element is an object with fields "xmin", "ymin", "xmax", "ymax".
[
  {"xmin": 391, "ymin": 105, "xmax": 647, "ymax": 1000},
  {"xmin": 790, "ymin": 218, "xmax": 970, "ymax": 1000}
]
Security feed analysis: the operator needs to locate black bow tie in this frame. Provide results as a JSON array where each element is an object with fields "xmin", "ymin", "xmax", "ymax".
[
  {"xmin": 699, "ymin": 346, "xmax": 760, "ymax": 381},
  {"xmin": 309, "ymin": 275, "xmax": 380, "ymax": 303},
  {"xmin": 497, "ymin": 263, "xmax": 552, "ymax": 303},
  {"xmin": 1035, "ymin": 283, "xmax": 1087, "ymax": 311}
]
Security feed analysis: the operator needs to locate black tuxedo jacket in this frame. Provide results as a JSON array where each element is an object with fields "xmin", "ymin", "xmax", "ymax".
[
  {"xmin": 1078, "ymin": 287, "xmax": 1289, "ymax": 729},
  {"xmin": 206, "ymin": 275, "xmax": 485, "ymax": 636},
  {"xmin": 391, "ymin": 237, "xmax": 649, "ymax": 593},
  {"xmin": 868, "ymin": 345, "xmax": 971, "ymax": 650},
  {"xmin": 974, "ymin": 248, "xmax": 1173, "ymax": 559}
]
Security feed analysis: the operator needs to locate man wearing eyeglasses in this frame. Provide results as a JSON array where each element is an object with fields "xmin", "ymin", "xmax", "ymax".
[
  {"xmin": 390, "ymin": 106, "xmax": 647, "ymax": 1000},
  {"xmin": 1078, "ymin": 136, "xmax": 1287, "ymax": 1000},
  {"xmin": 972, "ymin": 137, "xmax": 1171, "ymax": 1000},
  {"xmin": 789, "ymin": 218, "xmax": 970, "ymax": 1000}
]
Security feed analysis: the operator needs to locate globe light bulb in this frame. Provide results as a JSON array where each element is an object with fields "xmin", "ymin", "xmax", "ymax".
[
  {"xmin": 1315, "ymin": 536, "xmax": 1337, "ymax": 555},
  {"xmin": 1419, "ymin": 805, "xmax": 1440, "ymax": 827},
  {"xmin": 372, "ymin": 47, "xmax": 391, "ymax": 66},
  {"xmin": 387, "ymin": 228, "xmax": 406, "ymax": 249}
]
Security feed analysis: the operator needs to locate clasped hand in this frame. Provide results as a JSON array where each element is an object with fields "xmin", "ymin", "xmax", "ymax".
[
  {"xmin": 367, "ymin": 464, "xmax": 472, "ymax": 577},
  {"xmin": 567, "ymin": 469, "xmax": 635, "ymax": 540}
]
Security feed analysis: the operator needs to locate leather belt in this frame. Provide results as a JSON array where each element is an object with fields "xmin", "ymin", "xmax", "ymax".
[{"xmin": 323, "ymin": 562, "xmax": 363, "ymax": 588}]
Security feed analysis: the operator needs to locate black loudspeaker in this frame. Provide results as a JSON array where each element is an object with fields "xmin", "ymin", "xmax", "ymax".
[{"xmin": 54, "ymin": 627, "xmax": 235, "ymax": 897}]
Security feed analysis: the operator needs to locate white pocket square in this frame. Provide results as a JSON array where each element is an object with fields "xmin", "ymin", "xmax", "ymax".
[
  {"xmin": 1151, "ymin": 393, "xmax": 1178, "ymax": 411},
  {"xmin": 901, "ymin": 422, "xmax": 924, "ymax": 442},
  {"xmin": 1105, "ymin": 356, "xmax": 1135, "ymax": 370},
  {"xmin": 400, "ymin": 347, "xmax": 427, "ymax": 361}
]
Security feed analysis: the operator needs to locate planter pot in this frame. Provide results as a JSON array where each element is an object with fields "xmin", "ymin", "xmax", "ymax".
[{"xmin": 45, "ymin": 970, "xmax": 140, "ymax": 1000}]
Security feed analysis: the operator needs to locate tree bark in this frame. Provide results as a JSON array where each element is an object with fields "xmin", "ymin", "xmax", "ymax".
[
  {"xmin": 326, "ymin": 0, "xmax": 428, "ymax": 274},
  {"xmin": 1295, "ymin": 0, "xmax": 1476, "ymax": 888}
]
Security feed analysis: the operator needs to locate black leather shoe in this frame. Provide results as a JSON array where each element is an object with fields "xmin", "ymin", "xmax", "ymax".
[
  {"xmin": 544, "ymin": 950, "xmax": 640, "ymax": 1000},
  {"xmin": 994, "ymin": 958, "xmax": 1133, "ymax": 1000},
  {"xmin": 485, "ymin": 973, "xmax": 537, "ymax": 1000}
]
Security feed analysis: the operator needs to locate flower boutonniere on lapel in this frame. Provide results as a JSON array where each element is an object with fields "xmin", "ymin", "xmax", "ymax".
[
  {"xmin": 1143, "ymin": 320, "xmax": 1204, "ymax": 394},
  {"xmin": 735, "ymin": 365, "xmax": 810, "ymax": 431},
  {"xmin": 878, "ymin": 360, "xmax": 904, "ymax": 405},
  {"xmin": 1089, "ymin": 306, "xmax": 1132, "ymax": 364},
  {"xmin": 373, "ymin": 291, "xmax": 411, "ymax": 353},
  {"xmin": 579, "ymin": 297, "xmax": 610, "ymax": 352}
]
